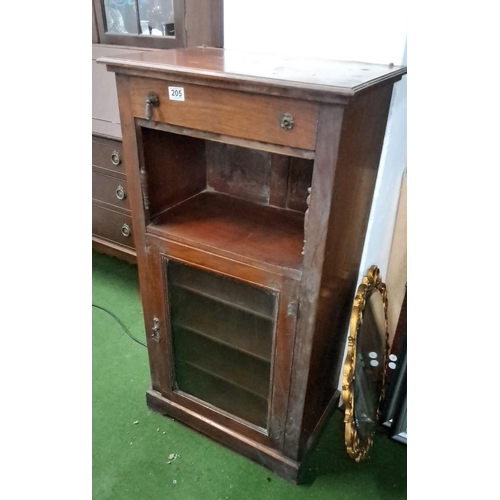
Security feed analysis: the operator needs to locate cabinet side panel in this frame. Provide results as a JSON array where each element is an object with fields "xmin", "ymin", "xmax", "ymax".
[
  {"xmin": 114, "ymin": 75, "xmax": 160, "ymax": 382},
  {"xmin": 286, "ymin": 158, "xmax": 313, "ymax": 212},
  {"xmin": 141, "ymin": 128, "xmax": 207, "ymax": 217},
  {"xmin": 299, "ymin": 84, "xmax": 395, "ymax": 453}
]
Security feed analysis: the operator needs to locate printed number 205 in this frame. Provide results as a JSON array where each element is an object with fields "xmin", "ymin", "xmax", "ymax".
[{"xmin": 168, "ymin": 87, "xmax": 185, "ymax": 101}]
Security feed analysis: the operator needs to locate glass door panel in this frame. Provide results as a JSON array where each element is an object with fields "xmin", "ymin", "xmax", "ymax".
[
  {"xmin": 167, "ymin": 260, "xmax": 277, "ymax": 429},
  {"xmin": 103, "ymin": 0, "xmax": 175, "ymax": 37}
]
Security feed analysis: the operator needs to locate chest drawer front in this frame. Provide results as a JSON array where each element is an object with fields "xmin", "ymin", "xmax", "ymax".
[
  {"xmin": 92, "ymin": 171, "xmax": 130, "ymax": 211},
  {"xmin": 92, "ymin": 205, "xmax": 135, "ymax": 249},
  {"xmin": 92, "ymin": 136, "xmax": 125, "ymax": 174},
  {"xmin": 127, "ymin": 78, "xmax": 319, "ymax": 151}
]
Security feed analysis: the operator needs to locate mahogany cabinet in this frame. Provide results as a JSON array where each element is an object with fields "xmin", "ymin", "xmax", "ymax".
[{"xmin": 99, "ymin": 48, "xmax": 406, "ymax": 482}]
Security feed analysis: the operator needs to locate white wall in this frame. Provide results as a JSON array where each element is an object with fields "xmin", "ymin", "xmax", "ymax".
[
  {"xmin": 224, "ymin": 1, "xmax": 406, "ymax": 64},
  {"xmin": 357, "ymin": 43, "xmax": 407, "ymax": 283},
  {"xmin": 224, "ymin": 0, "xmax": 407, "ymax": 280},
  {"xmin": 224, "ymin": 1, "xmax": 407, "ymax": 389}
]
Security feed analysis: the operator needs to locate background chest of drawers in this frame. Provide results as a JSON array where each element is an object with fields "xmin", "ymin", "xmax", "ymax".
[{"xmin": 92, "ymin": 134, "xmax": 136, "ymax": 263}]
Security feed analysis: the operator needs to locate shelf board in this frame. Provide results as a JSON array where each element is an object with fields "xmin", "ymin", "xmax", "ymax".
[
  {"xmin": 183, "ymin": 361, "xmax": 268, "ymax": 402},
  {"xmin": 173, "ymin": 324, "xmax": 271, "ymax": 398},
  {"xmin": 176, "ymin": 360, "xmax": 269, "ymax": 429},
  {"xmin": 173, "ymin": 321, "xmax": 271, "ymax": 364},
  {"xmin": 148, "ymin": 191, "xmax": 305, "ymax": 275},
  {"xmin": 172, "ymin": 283, "xmax": 274, "ymax": 321}
]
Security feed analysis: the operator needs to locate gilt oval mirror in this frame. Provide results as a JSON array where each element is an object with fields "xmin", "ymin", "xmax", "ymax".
[{"xmin": 342, "ymin": 265, "xmax": 389, "ymax": 461}]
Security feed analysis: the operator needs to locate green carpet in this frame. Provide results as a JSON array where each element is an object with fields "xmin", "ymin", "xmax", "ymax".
[{"xmin": 92, "ymin": 251, "xmax": 407, "ymax": 499}]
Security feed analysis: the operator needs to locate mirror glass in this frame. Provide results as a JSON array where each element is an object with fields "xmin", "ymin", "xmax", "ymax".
[{"xmin": 353, "ymin": 289, "xmax": 386, "ymax": 441}]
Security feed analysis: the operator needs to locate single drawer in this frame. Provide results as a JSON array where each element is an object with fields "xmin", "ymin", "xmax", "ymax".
[
  {"xmin": 127, "ymin": 77, "xmax": 319, "ymax": 151},
  {"xmin": 92, "ymin": 135, "xmax": 125, "ymax": 174},
  {"xmin": 92, "ymin": 205, "xmax": 135, "ymax": 249},
  {"xmin": 92, "ymin": 171, "xmax": 130, "ymax": 210}
]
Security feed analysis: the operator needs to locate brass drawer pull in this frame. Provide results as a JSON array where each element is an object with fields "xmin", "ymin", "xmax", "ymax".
[
  {"xmin": 115, "ymin": 185, "xmax": 126, "ymax": 200},
  {"xmin": 111, "ymin": 150, "xmax": 122, "ymax": 166},
  {"xmin": 280, "ymin": 113, "xmax": 294, "ymax": 130},
  {"xmin": 146, "ymin": 92, "xmax": 160, "ymax": 121},
  {"xmin": 121, "ymin": 223, "xmax": 131, "ymax": 237}
]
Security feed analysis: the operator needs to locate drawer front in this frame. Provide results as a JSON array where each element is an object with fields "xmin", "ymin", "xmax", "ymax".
[
  {"xmin": 92, "ymin": 136, "xmax": 125, "ymax": 174},
  {"xmin": 127, "ymin": 77, "xmax": 319, "ymax": 151},
  {"xmin": 92, "ymin": 205, "xmax": 135, "ymax": 249},
  {"xmin": 92, "ymin": 171, "xmax": 130, "ymax": 211}
]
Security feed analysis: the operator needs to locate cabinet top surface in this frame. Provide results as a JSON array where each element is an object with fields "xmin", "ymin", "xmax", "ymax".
[{"xmin": 98, "ymin": 48, "xmax": 406, "ymax": 98}]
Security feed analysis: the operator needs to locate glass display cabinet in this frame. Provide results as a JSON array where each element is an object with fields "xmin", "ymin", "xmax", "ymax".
[{"xmin": 92, "ymin": 0, "xmax": 223, "ymax": 49}]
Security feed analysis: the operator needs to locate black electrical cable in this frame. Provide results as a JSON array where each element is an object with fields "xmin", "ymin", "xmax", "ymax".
[{"xmin": 92, "ymin": 304, "xmax": 147, "ymax": 347}]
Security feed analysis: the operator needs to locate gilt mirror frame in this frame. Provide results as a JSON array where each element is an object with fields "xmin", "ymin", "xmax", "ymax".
[{"xmin": 342, "ymin": 265, "xmax": 389, "ymax": 461}]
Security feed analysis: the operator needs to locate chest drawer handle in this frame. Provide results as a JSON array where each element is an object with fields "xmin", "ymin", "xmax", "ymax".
[
  {"xmin": 121, "ymin": 223, "xmax": 131, "ymax": 237},
  {"xmin": 146, "ymin": 92, "xmax": 160, "ymax": 121},
  {"xmin": 280, "ymin": 113, "xmax": 294, "ymax": 130},
  {"xmin": 116, "ymin": 185, "xmax": 126, "ymax": 200},
  {"xmin": 111, "ymin": 150, "xmax": 122, "ymax": 166}
]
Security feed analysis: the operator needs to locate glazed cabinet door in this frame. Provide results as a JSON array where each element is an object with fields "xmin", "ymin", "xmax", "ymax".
[{"xmin": 143, "ymin": 235, "xmax": 299, "ymax": 449}]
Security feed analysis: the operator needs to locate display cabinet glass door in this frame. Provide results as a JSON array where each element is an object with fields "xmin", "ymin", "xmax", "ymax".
[
  {"xmin": 103, "ymin": 0, "xmax": 175, "ymax": 36},
  {"xmin": 166, "ymin": 259, "xmax": 277, "ymax": 429},
  {"xmin": 93, "ymin": 0, "xmax": 185, "ymax": 48}
]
